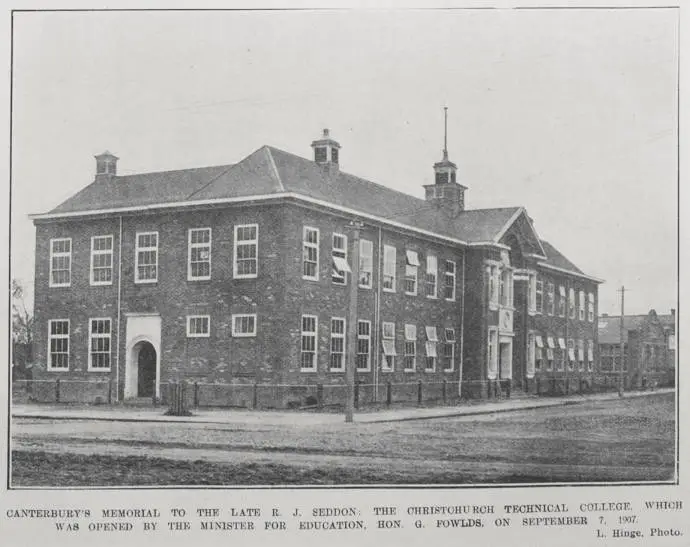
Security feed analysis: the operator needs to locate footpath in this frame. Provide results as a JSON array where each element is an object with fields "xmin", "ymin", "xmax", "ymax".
[{"xmin": 11, "ymin": 388, "xmax": 674, "ymax": 427}]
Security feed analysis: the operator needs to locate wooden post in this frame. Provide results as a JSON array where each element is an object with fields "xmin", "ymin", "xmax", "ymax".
[
  {"xmin": 194, "ymin": 382, "xmax": 199, "ymax": 409},
  {"xmin": 55, "ymin": 378, "xmax": 60, "ymax": 403},
  {"xmin": 386, "ymin": 381, "xmax": 392, "ymax": 406},
  {"xmin": 417, "ymin": 380, "xmax": 423, "ymax": 406},
  {"xmin": 442, "ymin": 379, "xmax": 447, "ymax": 404}
]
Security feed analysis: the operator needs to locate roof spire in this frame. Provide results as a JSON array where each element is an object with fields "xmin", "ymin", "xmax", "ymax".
[{"xmin": 443, "ymin": 106, "xmax": 448, "ymax": 161}]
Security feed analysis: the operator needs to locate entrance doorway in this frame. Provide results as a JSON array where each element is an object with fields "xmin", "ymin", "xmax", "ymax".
[
  {"xmin": 136, "ymin": 341, "xmax": 157, "ymax": 397},
  {"xmin": 499, "ymin": 339, "xmax": 513, "ymax": 380}
]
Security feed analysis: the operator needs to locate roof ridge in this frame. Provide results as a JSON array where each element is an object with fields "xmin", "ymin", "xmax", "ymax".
[
  {"xmin": 118, "ymin": 163, "xmax": 235, "ymax": 179},
  {"xmin": 263, "ymin": 146, "xmax": 285, "ymax": 192}
]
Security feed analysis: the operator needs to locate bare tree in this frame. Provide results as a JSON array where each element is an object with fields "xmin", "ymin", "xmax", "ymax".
[{"xmin": 12, "ymin": 279, "xmax": 34, "ymax": 368}]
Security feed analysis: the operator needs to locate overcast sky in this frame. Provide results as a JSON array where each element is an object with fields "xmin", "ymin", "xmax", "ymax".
[{"xmin": 11, "ymin": 8, "xmax": 678, "ymax": 316}]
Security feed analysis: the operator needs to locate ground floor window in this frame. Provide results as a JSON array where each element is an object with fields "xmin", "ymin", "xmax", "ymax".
[
  {"xmin": 487, "ymin": 327, "xmax": 498, "ymax": 379},
  {"xmin": 330, "ymin": 317, "xmax": 345, "ymax": 371},
  {"xmin": 425, "ymin": 326, "xmax": 438, "ymax": 372},
  {"xmin": 381, "ymin": 321, "xmax": 396, "ymax": 371},
  {"xmin": 301, "ymin": 315, "xmax": 318, "ymax": 371},
  {"xmin": 356, "ymin": 320, "xmax": 371, "ymax": 371},
  {"xmin": 48, "ymin": 319, "xmax": 70, "ymax": 370},
  {"xmin": 187, "ymin": 315, "xmax": 210, "ymax": 338},
  {"xmin": 232, "ymin": 314, "xmax": 257, "ymax": 337},
  {"xmin": 89, "ymin": 318, "xmax": 111, "ymax": 370},
  {"xmin": 404, "ymin": 324, "xmax": 416, "ymax": 372},
  {"xmin": 443, "ymin": 328, "xmax": 455, "ymax": 372}
]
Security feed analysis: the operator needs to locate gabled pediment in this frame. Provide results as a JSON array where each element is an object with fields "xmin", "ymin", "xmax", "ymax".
[{"xmin": 496, "ymin": 207, "xmax": 546, "ymax": 258}]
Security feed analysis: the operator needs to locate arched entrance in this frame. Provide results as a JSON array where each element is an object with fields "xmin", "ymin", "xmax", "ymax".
[{"xmin": 135, "ymin": 341, "xmax": 157, "ymax": 397}]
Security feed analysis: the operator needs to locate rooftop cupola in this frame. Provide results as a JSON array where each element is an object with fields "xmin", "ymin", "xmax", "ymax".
[
  {"xmin": 311, "ymin": 128, "xmax": 341, "ymax": 174},
  {"xmin": 95, "ymin": 150, "xmax": 119, "ymax": 178},
  {"xmin": 424, "ymin": 108, "xmax": 468, "ymax": 212}
]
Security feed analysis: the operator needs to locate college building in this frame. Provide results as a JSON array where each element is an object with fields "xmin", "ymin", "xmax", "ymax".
[{"xmin": 29, "ymin": 129, "xmax": 602, "ymax": 407}]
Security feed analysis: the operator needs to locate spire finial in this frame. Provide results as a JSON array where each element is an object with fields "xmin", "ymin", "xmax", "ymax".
[{"xmin": 443, "ymin": 106, "xmax": 449, "ymax": 161}]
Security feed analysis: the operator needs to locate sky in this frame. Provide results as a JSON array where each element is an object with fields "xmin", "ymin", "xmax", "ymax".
[{"xmin": 10, "ymin": 8, "xmax": 678, "ymax": 316}]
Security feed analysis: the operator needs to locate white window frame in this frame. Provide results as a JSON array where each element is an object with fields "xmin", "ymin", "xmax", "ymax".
[
  {"xmin": 331, "ymin": 233, "xmax": 348, "ymax": 285},
  {"xmin": 567, "ymin": 338, "xmax": 575, "ymax": 370},
  {"xmin": 558, "ymin": 285, "xmax": 566, "ymax": 317},
  {"xmin": 526, "ymin": 331, "xmax": 536, "ymax": 378},
  {"xmin": 528, "ymin": 273, "xmax": 537, "ymax": 314},
  {"xmin": 403, "ymin": 324, "xmax": 417, "ymax": 372},
  {"xmin": 90, "ymin": 235, "xmax": 113, "ymax": 286},
  {"xmin": 536, "ymin": 279, "xmax": 543, "ymax": 314},
  {"xmin": 356, "ymin": 319, "xmax": 371, "ymax": 371},
  {"xmin": 186, "ymin": 315, "xmax": 210, "ymax": 338},
  {"xmin": 488, "ymin": 264, "xmax": 500, "ymax": 309},
  {"xmin": 302, "ymin": 227, "xmax": 320, "ymax": 281},
  {"xmin": 425, "ymin": 255, "xmax": 438, "ymax": 299},
  {"xmin": 547, "ymin": 282, "xmax": 555, "ymax": 315},
  {"xmin": 88, "ymin": 317, "xmax": 112, "ymax": 371},
  {"xmin": 47, "ymin": 319, "xmax": 70, "ymax": 371},
  {"xmin": 568, "ymin": 287, "xmax": 576, "ymax": 319},
  {"xmin": 188, "ymin": 228, "xmax": 212, "ymax": 281},
  {"xmin": 233, "ymin": 224, "xmax": 258, "ymax": 279},
  {"xmin": 231, "ymin": 314, "xmax": 257, "ymax": 337},
  {"xmin": 135, "ymin": 231, "xmax": 159, "ymax": 284},
  {"xmin": 359, "ymin": 239, "xmax": 373, "ymax": 289},
  {"xmin": 381, "ymin": 321, "xmax": 396, "ymax": 371},
  {"xmin": 49, "ymin": 238, "xmax": 72, "ymax": 288},
  {"xmin": 578, "ymin": 290, "xmax": 585, "ymax": 321},
  {"xmin": 443, "ymin": 328, "xmax": 456, "ymax": 372},
  {"xmin": 383, "ymin": 245, "xmax": 396, "ymax": 292},
  {"xmin": 404, "ymin": 250, "xmax": 419, "ymax": 296},
  {"xmin": 329, "ymin": 317, "xmax": 346, "ymax": 371},
  {"xmin": 487, "ymin": 326, "xmax": 498, "ymax": 379},
  {"xmin": 425, "ymin": 325, "xmax": 438, "ymax": 371},
  {"xmin": 587, "ymin": 340, "xmax": 594, "ymax": 371},
  {"xmin": 577, "ymin": 338, "xmax": 585, "ymax": 371},
  {"xmin": 444, "ymin": 260, "xmax": 456, "ymax": 301},
  {"xmin": 300, "ymin": 314, "xmax": 318, "ymax": 371},
  {"xmin": 588, "ymin": 292, "xmax": 595, "ymax": 322}
]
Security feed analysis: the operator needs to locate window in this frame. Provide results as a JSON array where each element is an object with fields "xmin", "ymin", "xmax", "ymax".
[
  {"xmin": 188, "ymin": 228, "xmax": 212, "ymax": 281},
  {"xmin": 500, "ymin": 269, "xmax": 512, "ymax": 307},
  {"xmin": 536, "ymin": 279, "xmax": 543, "ymax": 314},
  {"xmin": 587, "ymin": 340, "xmax": 594, "ymax": 371},
  {"xmin": 577, "ymin": 339, "xmax": 585, "ymax": 371},
  {"xmin": 187, "ymin": 315, "xmax": 210, "ymax": 338},
  {"xmin": 444, "ymin": 260, "xmax": 456, "ymax": 301},
  {"xmin": 557, "ymin": 337, "xmax": 566, "ymax": 371},
  {"xmin": 234, "ymin": 224, "xmax": 258, "ymax": 278},
  {"xmin": 232, "ymin": 314, "xmax": 257, "ymax": 337},
  {"xmin": 405, "ymin": 250, "xmax": 419, "ymax": 295},
  {"xmin": 135, "ymin": 232, "xmax": 158, "ymax": 283},
  {"xmin": 331, "ymin": 233, "xmax": 350, "ymax": 285},
  {"xmin": 90, "ymin": 235, "xmax": 113, "ymax": 286},
  {"xmin": 547, "ymin": 283, "xmax": 555, "ymax": 315},
  {"xmin": 48, "ymin": 319, "xmax": 69, "ymax": 370},
  {"xmin": 359, "ymin": 239, "xmax": 373, "ymax": 288},
  {"xmin": 49, "ymin": 238, "xmax": 72, "ymax": 287},
  {"xmin": 568, "ymin": 288, "xmax": 576, "ymax": 319},
  {"xmin": 331, "ymin": 317, "xmax": 345, "ymax": 370},
  {"xmin": 588, "ymin": 293, "xmax": 595, "ymax": 322},
  {"xmin": 381, "ymin": 321, "xmax": 396, "ymax": 371},
  {"xmin": 300, "ymin": 315, "xmax": 318, "ymax": 371},
  {"xmin": 357, "ymin": 320, "xmax": 371, "ymax": 371},
  {"xmin": 487, "ymin": 327, "xmax": 498, "ymax": 379},
  {"xmin": 526, "ymin": 332, "xmax": 536, "ymax": 377},
  {"xmin": 528, "ymin": 273, "xmax": 537, "ymax": 314},
  {"xmin": 567, "ymin": 339, "xmax": 575, "ymax": 370},
  {"xmin": 443, "ymin": 328, "xmax": 456, "ymax": 372},
  {"xmin": 535, "ymin": 335, "xmax": 544, "ymax": 371},
  {"xmin": 558, "ymin": 285, "xmax": 566, "ymax": 317},
  {"xmin": 488, "ymin": 265, "xmax": 499, "ymax": 308},
  {"xmin": 383, "ymin": 245, "xmax": 396, "ymax": 291},
  {"xmin": 425, "ymin": 255, "xmax": 438, "ymax": 298},
  {"xmin": 404, "ymin": 324, "xmax": 417, "ymax": 371},
  {"xmin": 302, "ymin": 227, "xmax": 319, "ymax": 280},
  {"xmin": 578, "ymin": 290, "xmax": 585, "ymax": 321},
  {"xmin": 329, "ymin": 318, "xmax": 346, "ymax": 371},
  {"xmin": 425, "ymin": 326, "xmax": 438, "ymax": 371},
  {"xmin": 89, "ymin": 318, "xmax": 111, "ymax": 370}
]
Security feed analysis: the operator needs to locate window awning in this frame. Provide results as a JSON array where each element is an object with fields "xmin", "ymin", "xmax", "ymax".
[
  {"xmin": 382, "ymin": 340, "xmax": 397, "ymax": 356},
  {"xmin": 425, "ymin": 341, "xmax": 438, "ymax": 358},
  {"xmin": 404, "ymin": 324, "xmax": 416, "ymax": 341},
  {"xmin": 332, "ymin": 256, "xmax": 351, "ymax": 274},
  {"xmin": 558, "ymin": 337, "xmax": 566, "ymax": 349},
  {"xmin": 535, "ymin": 336, "xmax": 544, "ymax": 348},
  {"xmin": 547, "ymin": 337, "xmax": 556, "ymax": 349},
  {"xmin": 406, "ymin": 250, "xmax": 420, "ymax": 267},
  {"xmin": 568, "ymin": 349, "xmax": 576, "ymax": 361},
  {"xmin": 425, "ymin": 326, "xmax": 438, "ymax": 342}
]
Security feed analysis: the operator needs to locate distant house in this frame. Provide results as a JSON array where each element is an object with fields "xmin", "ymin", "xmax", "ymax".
[
  {"xmin": 598, "ymin": 309, "xmax": 675, "ymax": 387},
  {"xmin": 29, "ymin": 129, "xmax": 602, "ymax": 406}
]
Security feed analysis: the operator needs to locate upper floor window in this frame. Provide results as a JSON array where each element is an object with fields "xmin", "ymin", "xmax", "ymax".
[
  {"xmin": 300, "ymin": 315, "xmax": 318, "ymax": 371},
  {"xmin": 49, "ymin": 238, "xmax": 72, "ymax": 287},
  {"xmin": 90, "ymin": 235, "xmax": 113, "ymax": 286},
  {"xmin": 135, "ymin": 232, "xmax": 158, "ymax": 283},
  {"xmin": 330, "ymin": 317, "xmax": 346, "ymax": 371},
  {"xmin": 425, "ymin": 255, "xmax": 438, "ymax": 298},
  {"xmin": 528, "ymin": 273, "xmax": 537, "ymax": 313},
  {"xmin": 547, "ymin": 283, "xmax": 555, "ymax": 315},
  {"xmin": 188, "ymin": 228, "xmax": 211, "ymax": 281},
  {"xmin": 332, "ymin": 233, "xmax": 349, "ymax": 285},
  {"xmin": 558, "ymin": 285, "xmax": 566, "ymax": 317},
  {"xmin": 587, "ymin": 292, "xmax": 595, "ymax": 322},
  {"xmin": 48, "ymin": 319, "xmax": 70, "ymax": 370},
  {"xmin": 303, "ymin": 227, "xmax": 319, "ymax": 280},
  {"xmin": 356, "ymin": 320, "xmax": 371, "ymax": 371},
  {"xmin": 383, "ymin": 245, "xmax": 396, "ymax": 292},
  {"xmin": 568, "ymin": 288, "xmax": 576, "ymax": 319},
  {"xmin": 234, "ymin": 224, "xmax": 258, "ymax": 279},
  {"xmin": 536, "ymin": 279, "xmax": 543, "ymax": 314},
  {"xmin": 359, "ymin": 239, "xmax": 373, "ymax": 288},
  {"xmin": 444, "ymin": 260, "xmax": 456, "ymax": 301},
  {"xmin": 578, "ymin": 290, "xmax": 585, "ymax": 321},
  {"xmin": 500, "ymin": 269, "xmax": 513, "ymax": 307},
  {"xmin": 232, "ymin": 314, "xmax": 257, "ymax": 337},
  {"xmin": 488, "ymin": 265, "xmax": 499, "ymax": 308},
  {"xmin": 404, "ymin": 250, "xmax": 419, "ymax": 295},
  {"xmin": 89, "ymin": 318, "xmax": 111, "ymax": 371},
  {"xmin": 187, "ymin": 315, "xmax": 210, "ymax": 338},
  {"xmin": 381, "ymin": 321, "xmax": 396, "ymax": 371}
]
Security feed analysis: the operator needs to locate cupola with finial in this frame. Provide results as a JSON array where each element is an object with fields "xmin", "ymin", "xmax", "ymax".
[
  {"xmin": 95, "ymin": 150, "xmax": 119, "ymax": 179},
  {"xmin": 311, "ymin": 128, "xmax": 341, "ymax": 174},
  {"xmin": 424, "ymin": 108, "xmax": 467, "ymax": 212}
]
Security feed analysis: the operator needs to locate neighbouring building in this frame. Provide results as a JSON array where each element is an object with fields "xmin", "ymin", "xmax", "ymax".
[
  {"xmin": 29, "ymin": 129, "xmax": 602, "ymax": 407},
  {"xmin": 598, "ymin": 309, "xmax": 676, "ymax": 388}
]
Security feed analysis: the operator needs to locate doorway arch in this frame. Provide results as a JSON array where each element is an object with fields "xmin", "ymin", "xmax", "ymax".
[{"xmin": 134, "ymin": 341, "xmax": 157, "ymax": 397}]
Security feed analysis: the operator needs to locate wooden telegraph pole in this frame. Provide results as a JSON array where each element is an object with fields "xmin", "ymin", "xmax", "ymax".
[
  {"xmin": 345, "ymin": 220, "xmax": 364, "ymax": 423},
  {"xmin": 618, "ymin": 285, "xmax": 626, "ymax": 397}
]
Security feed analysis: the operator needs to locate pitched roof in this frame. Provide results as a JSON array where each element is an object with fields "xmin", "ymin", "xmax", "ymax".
[
  {"xmin": 598, "ymin": 312, "xmax": 675, "ymax": 344},
  {"xmin": 539, "ymin": 240, "xmax": 584, "ymax": 275}
]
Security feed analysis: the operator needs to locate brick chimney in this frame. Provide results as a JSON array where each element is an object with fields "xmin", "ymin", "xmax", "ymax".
[{"xmin": 95, "ymin": 151, "xmax": 118, "ymax": 180}]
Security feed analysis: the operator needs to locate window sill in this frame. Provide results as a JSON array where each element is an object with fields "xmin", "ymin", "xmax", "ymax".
[
  {"xmin": 49, "ymin": 284, "xmax": 71, "ymax": 289},
  {"xmin": 87, "ymin": 368, "xmax": 112, "ymax": 373},
  {"xmin": 404, "ymin": 291, "xmax": 417, "ymax": 297},
  {"xmin": 300, "ymin": 368, "xmax": 317, "ymax": 373},
  {"xmin": 234, "ymin": 274, "xmax": 258, "ymax": 280},
  {"xmin": 302, "ymin": 276, "xmax": 319, "ymax": 282},
  {"xmin": 358, "ymin": 284, "xmax": 372, "ymax": 290},
  {"xmin": 135, "ymin": 280, "xmax": 158, "ymax": 285},
  {"xmin": 188, "ymin": 277, "xmax": 212, "ymax": 283},
  {"xmin": 90, "ymin": 282, "xmax": 113, "ymax": 287},
  {"xmin": 382, "ymin": 289, "xmax": 396, "ymax": 294},
  {"xmin": 329, "ymin": 368, "xmax": 345, "ymax": 373}
]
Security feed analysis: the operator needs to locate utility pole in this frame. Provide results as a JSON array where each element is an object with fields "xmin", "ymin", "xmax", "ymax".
[
  {"xmin": 618, "ymin": 285, "xmax": 626, "ymax": 397},
  {"xmin": 345, "ymin": 220, "xmax": 364, "ymax": 423}
]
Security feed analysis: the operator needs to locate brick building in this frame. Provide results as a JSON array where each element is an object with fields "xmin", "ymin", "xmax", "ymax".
[
  {"xmin": 29, "ymin": 130, "xmax": 602, "ymax": 406},
  {"xmin": 598, "ymin": 309, "xmax": 676, "ymax": 388}
]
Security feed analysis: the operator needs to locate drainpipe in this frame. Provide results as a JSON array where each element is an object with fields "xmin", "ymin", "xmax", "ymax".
[
  {"xmin": 374, "ymin": 225, "xmax": 383, "ymax": 401},
  {"xmin": 458, "ymin": 248, "xmax": 466, "ymax": 397},
  {"xmin": 115, "ymin": 215, "xmax": 123, "ymax": 402}
]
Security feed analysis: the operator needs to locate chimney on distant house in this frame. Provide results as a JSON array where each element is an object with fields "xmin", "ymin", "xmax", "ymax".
[
  {"xmin": 311, "ymin": 129, "xmax": 340, "ymax": 175},
  {"xmin": 95, "ymin": 151, "xmax": 119, "ymax": 179}
]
